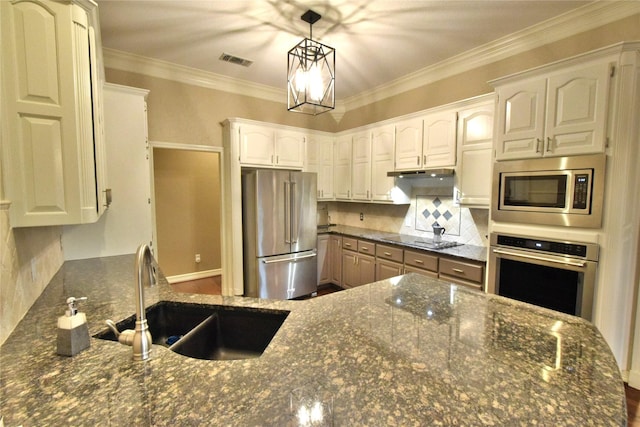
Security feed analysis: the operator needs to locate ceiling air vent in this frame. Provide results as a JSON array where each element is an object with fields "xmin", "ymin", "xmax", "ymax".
[{"xmin": 219, "ymin": 53, "xmax": 253, "ymax": 67}]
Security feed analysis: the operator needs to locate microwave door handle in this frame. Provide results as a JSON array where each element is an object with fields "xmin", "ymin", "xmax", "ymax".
[{"xmin": 492, "ymin": 248, "xmax": 587, "ymax": 268}]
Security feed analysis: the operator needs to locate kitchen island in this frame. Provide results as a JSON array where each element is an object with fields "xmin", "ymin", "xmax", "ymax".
[{"xmin": 0, "ymin": 255, "xmax": 625, "ymax": 426}]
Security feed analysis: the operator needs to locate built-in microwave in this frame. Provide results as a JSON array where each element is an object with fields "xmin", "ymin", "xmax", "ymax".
[{"xmin": 491, "ymin": 154, "xmax": 606, "ymax": 228}]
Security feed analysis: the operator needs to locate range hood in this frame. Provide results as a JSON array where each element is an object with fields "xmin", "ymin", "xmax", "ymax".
[{"xmin": 387, "ymin": 168, "xmax": 455, "ymax": 178}]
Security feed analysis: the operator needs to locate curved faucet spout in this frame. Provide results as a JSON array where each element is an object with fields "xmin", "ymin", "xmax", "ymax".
[{"xmin": 133, "ymin": 243, "xmax": 156, "ymax": 361}]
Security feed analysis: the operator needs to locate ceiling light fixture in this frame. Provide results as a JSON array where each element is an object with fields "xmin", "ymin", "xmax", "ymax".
[{"xmin": 287, "ymin": 9, "xmax": 335, "ymax": 115}]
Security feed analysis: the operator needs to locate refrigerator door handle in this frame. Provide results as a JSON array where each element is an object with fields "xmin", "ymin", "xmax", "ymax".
[
  {"xmin": 284, "ymin": 181, "xmax": 291, "ymax": 244},
  {"xmin": 262, "ymin": 253, "xmax": 317, "ymax": 264},
  {"xmin": 291, "ymin": 181, "xmax": 298, "ymax": 243}
]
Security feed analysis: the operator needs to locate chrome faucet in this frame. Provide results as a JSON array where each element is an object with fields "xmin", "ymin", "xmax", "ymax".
[{"xmin": 106, "ymin": 243, "xmax": 157, "ymax": 361}]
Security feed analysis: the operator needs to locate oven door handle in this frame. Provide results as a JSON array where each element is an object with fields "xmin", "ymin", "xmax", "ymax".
[{"xmin": 492, "ymin": 248, "xmax": 587, "ymax": 268}]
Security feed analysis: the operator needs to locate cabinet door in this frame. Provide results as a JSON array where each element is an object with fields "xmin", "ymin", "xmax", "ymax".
[
  {"xmin": 329, "ymin": 236, "xmax": 342, "ymax": 285},
  {"xmin": 317, "ymin": 235, "xmax": 331, "ymax": 285},
  {"xmin": 545, "ymin": 61, "xmax": 610, "ymax": 157},
  {"xmin": 239, "ymin": 125, "xmax": 274, "ymax": 166},
  {"xmin": 342, "ymin": 250, "xmax": 359, "ymax": 288},
  {"xmin": 359, "ymin": 254, "xmax": 376, "ymax": 285},
  {"xmin": 275, "ymin": 130, "xmax": 304, "ymax": 168},
  {"xmin": 495, "ymin": 79, "xmax": 546, "ymax": 160},
  {"xmin": 351, "ymin": 131, "xmax": 372, "ymax": 200},
  {"xmin": 376, "ymin": 259, "xmax": 403, "ymax": 280},
  {"xmin": 394, "ymin": 118, "xmax": 423, "ymax": 170},
  {"xmin": 456, "ymin": 102, "xmax": 494, "ymax": 207},
  {"xmin": 423, "ymin": 110, "xmax": 457, "ymax": 167},
  {"xmin": 319, "ymin": 142, "xmax": 334, "ymax": 200},
  {"xmin": 334, "ymin": 135, "xmax": 352, "ymax": 199},
  {"xmin": 306, "ymin": 136, "xmax": 321, "ymax": 196},
  {"xmin": 371, "ymin": 125, "xmax": 396, "ymax": 201},
  {"xmin": 2, "ymin": 0, "xmax": 104, "ymax": 226}
]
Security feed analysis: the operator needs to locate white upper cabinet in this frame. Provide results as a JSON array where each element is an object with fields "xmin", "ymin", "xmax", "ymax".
[
  {"xmin": 423, "ymin": 109, "xmax": 457, "ymax": 167},
  {"xmin": 455, "ymin": 98, "xmax": 495, "ymax": 207},
  {"xmin": 1, "ymin": 0, "xmax": 107, "ymax": 226},
  {"xmin": 275, "ymin": 130, "xmax": 305, "ymax": 168},
  {"xmin": 239, "ymin": 125, "xmax": 274, "ymax": 166},
  {"xmin": 239, "ymin": 125, "xmax": 304, "ymax": 168},
  {"xmin": 394, "ymin": 110, "xmax": 457, "ymax": 170},
  {"xmin": 495, "ymin": 60, "xmax": 611, "ymax": 160},
  {"xmin": 394, "ymin": 118, "xmax": 423, "ymax": 170},
  {"xmin": 307, "ymin": 134, "xmax": 334, "ymax": 200},
  {"xmin": 351, "ymin": 131, "xmax": 372, "ymax": 201},
  {"xmin": 371, "ymin": 125, "xmax": 396, "ymax": 202},
  {"xmin": 333, "ymin": 134, "xmax": 353, "ymax": 199}
]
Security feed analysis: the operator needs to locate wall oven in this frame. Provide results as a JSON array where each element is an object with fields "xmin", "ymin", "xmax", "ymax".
[
  {"xmin": 491, "ymin": 154, "xmax": 606, "ymax": 228},
  {"xmin": 487, "ymin": 233, "xmax": 599, "ymax": 320}
]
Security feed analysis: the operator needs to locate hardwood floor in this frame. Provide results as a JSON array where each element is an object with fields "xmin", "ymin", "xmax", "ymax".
[
  {"xmin": 627, "ymin": 384, "xmax": 640, "ymax": 426},
  {"xmin": 169, "ymin": 278, "xmax": 637, "ymax": 424},
  {"xmin": 170, "ymin": 275, "xmax": 221, "ymax": 295}
]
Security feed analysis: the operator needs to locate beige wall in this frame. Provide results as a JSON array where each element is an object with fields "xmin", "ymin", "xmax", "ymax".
[
  {"xmin": 105, "ymin": 69, "xmax": 338, "ymax": 147},
  {"xmin": 153, "ymin": 148, "xmax": 221, "ymax": 277}
]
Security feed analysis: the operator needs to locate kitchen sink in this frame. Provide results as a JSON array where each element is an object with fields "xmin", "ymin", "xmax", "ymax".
[{"xmin": 94, "ymin": 301, "xmax": 289, "ymax": 360}]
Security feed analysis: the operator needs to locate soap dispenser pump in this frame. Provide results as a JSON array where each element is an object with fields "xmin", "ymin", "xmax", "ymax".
[{"xmin": 57, "ymin": 296, "xmax": 91, "ymax": 356}]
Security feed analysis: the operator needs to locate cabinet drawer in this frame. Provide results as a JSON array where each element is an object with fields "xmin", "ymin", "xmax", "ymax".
[
  {"xmin": 342, "ymin": 237, "xmax": 358, "ymax": 252},
  {"xmin": 439, "ymin": 258, "xmax": 484, "ymax": 284},
  {"xmin": 376, "ymin": 244, "xmax": 403, "ymax": 263},
  {"xmin": 357, "ymin": 240, "xmax": 375, "ymax": 255},
  {"xmin": 404, "ymin": 250, "xmax": 438, "ymax": 272}
]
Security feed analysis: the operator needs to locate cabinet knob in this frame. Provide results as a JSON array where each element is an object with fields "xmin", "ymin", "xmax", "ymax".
[
  {"xmin": 546, "ymin": 137, "xmax": 552, "ymax": 153},
  {"xmin": 414, "ymin": 259, "xmax": 423, "ymax": 264},
  {"xmin": 535, "ymin": 138, "xmax": 542, "ymax": 153},
  {"xmin": 452, "ymin": 268, "xmax": 465, "ymax": 274}
]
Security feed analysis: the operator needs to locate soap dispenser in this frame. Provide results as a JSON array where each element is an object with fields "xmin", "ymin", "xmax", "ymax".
[{"xmin": 57, "ymin": 296, "xmax": 91, "ymax": 356}]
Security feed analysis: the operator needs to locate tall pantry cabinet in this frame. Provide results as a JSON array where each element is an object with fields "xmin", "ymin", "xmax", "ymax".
[{"xmin": 1, "ymin": 0, "xmax": 108, "ymax": 227}]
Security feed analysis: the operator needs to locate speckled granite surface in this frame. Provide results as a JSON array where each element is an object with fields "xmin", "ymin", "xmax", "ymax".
[
  {"xmin": 320, "ymin": 225, "xmax": 488, "ymax": 263},
  {"xmin": 0, "ymin": 255, "xmax": 625, "ymax": 426}
]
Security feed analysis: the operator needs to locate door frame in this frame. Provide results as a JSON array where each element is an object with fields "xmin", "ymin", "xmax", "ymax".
[{"xmin": 148, "ymin": 141, "xmax": 229, "ymax": 293}]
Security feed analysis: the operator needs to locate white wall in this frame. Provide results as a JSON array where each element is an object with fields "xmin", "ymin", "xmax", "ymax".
[{"xmin": 62, "ymin": 84, "xmax": 152, "ymax": 259}]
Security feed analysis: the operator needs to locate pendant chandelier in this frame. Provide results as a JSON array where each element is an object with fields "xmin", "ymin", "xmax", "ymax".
[{"xmin": 287, "ymin": 10, "xmax": 335, "ymax": 115}]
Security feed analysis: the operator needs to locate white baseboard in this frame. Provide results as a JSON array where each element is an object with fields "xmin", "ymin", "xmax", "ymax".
[{"xmin": 166, "ymin": 269, "xmax": 221, "ymax": 284}]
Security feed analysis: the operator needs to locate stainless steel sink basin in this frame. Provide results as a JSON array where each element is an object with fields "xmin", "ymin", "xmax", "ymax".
[{"xmin": 94, "ymin": 301, "xmax": 289, "ymax": 360}]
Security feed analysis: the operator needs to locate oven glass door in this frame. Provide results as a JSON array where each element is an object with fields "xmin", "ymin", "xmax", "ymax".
[
  {"xmin": 498, "ymin": 258, "xmax": 580, "ymax": 315},
  {"xmin": 501, "ymin": 172, "xmax": 568, "ymax": 210}
]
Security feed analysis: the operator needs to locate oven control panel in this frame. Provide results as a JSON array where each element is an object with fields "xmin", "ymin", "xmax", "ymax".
[{"xmin": 496, "ymin": 234, "xmax": 587, "ymax": 257}]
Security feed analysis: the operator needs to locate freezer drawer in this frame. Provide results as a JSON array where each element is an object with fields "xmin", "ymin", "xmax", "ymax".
[{"xmin": 247, "ymin": 250, "xmax": 318, "ymax": 299}]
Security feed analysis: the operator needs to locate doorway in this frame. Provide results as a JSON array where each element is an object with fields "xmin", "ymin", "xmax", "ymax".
[{"xmin": 150, "ymin": 143, "xmax": 222, "ymax": 286}]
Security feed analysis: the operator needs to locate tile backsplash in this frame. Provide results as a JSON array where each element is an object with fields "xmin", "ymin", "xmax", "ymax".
[{"xmin": 325, "ymin": 179, "xmax": 488, "ymax": 246}]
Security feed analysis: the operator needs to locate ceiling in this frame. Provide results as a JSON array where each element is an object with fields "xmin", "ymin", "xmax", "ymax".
[{"xmin": 97, "ymin": 0, "xmax": 593, "ymax": 101}]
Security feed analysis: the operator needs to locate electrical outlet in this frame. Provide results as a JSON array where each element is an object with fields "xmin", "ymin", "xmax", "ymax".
[
  {"xmin": 359, "ymin": 212, "xmax": 364, "ymax": 221},
  {"xmin": 195, "ymin": 254, "xmax": 201, "ymax": 263}
]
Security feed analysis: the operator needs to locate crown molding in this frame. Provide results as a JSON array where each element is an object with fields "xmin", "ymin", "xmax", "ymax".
[
  {"xmin": 342, "ymin": 1, "xmax": 640, "ymax": 111},
  {"xmin": 103, "ymin": 1, "xmax": 640, "ymax": 114},
  {"xmin": 103, "ymin": 48, "xmax": 285, "ymax": 103}
]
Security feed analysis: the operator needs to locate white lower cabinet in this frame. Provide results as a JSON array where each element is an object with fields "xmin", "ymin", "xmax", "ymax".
[{"xmin": 317, "ymin": 235, "xmax": 331, "ymax": 285}]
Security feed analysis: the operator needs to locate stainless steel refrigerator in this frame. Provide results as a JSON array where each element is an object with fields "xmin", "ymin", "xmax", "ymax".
[{"xmin": 242, "ymin": 169, "xmax": 317, "ymax": 299}]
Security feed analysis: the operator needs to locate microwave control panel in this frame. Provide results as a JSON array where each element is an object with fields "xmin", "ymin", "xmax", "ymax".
[{"xmin": 572, "ymin": 173, "xmax": 590, "ymax": 210}]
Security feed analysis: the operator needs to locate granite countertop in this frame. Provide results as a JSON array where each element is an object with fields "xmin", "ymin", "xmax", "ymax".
[
  {"xmin": 319, "ymin": 224, "xmax": 488, "ymax": 263},
  {"xmin": 0, "ymin": 255, "xmax": 625, "ymax": 426}
]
